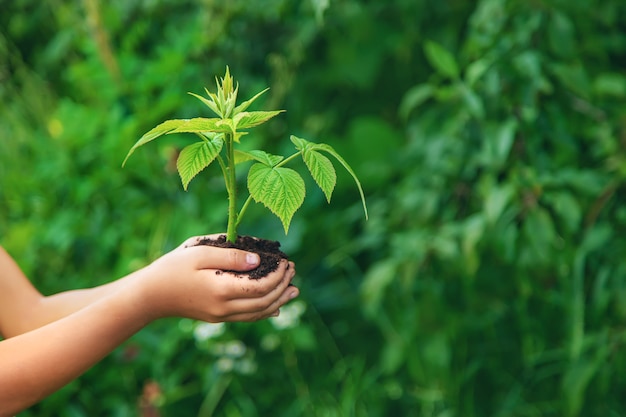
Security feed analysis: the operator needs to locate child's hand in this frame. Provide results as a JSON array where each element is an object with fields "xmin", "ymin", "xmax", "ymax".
[{"xmin": 133, "ymin": 235, "xmax": 298, "ymax": 323}]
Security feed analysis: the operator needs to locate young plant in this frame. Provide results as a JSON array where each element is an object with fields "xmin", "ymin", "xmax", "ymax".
[{"xmin": 123, "ymin": 67, "xmax": 367, "ymax": 244}]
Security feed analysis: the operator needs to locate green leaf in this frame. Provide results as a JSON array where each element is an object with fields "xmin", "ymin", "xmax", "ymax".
[
  {"xmin": 550, "ymin": 62, "xmax": 590, "ymax": 98},
  {"xmin": 465, "ymin": 57, "xmax": 492, "ymax": 87},
  {"xmin": 522, "ymin": 207, "xmax": 556, "ymax": 265},
  {"xmin": 302, "ymin": 149, "xmax": 336, "ymax": 203},
  {"xmin": 189, "ymin": 91, "xmax": 220, "ymax": 116},
  {"xmin": 459, "ymin": 82, "xmax": 485, "ymax": 119},
  {"xmin": 168, "ymin": 117, "xmax": 231, "ymax": 134},
  {"xmin": 290, "ymin": 135, "xmax": 308, "ymax": 150},
  {"xmin": 399, "ymin": 84, "xmax": 434, "ymax": 120},
  {"xmin": 544, "ymin": 191, "xmax": 581, "ymax": 233},
  {"xmin": 176, "ymin": 136, "xmax": 223, "ymax": 190},
  {"xmin": 361, "ymin": 259, "xmax": 398, "ymax": 318},
  {"xmin": 593, "ymin": 73, "xmax": 626, "ymax": 97},
  {"xmin": 123, "ymin": 119, "xmax": 186, "ymax": 166},
  {"xmin": 307, "ymin": 140, "xmax": 368, "ymax": 220},
  {"xmin": 236, "ymin": 150, "xmax": 283, "ymax": 166},
  {"xmin": 234, "ymin": 150, "xmax": 255, "ymax": 164},
  {"xmin": 484, "ymin": 183, "xmax": 514, "ymax": 224},
  {"xmin": 233, "ymin": 88, "xmax": 270, "ymax": 114},
  {"xmin": 424, "ymin": 40, "xmax": 459, "ymax": 79},
  {"xmin": 234, "ymin": 110, "xmax": 284, "ymax": 130},
  {"xmin": 247, "ymin": 163, "xmax": 305, "ymax": 234}
]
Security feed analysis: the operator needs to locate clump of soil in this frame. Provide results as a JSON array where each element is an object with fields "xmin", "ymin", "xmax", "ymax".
[{"xmin": 198, "ymin": 235, "xmax": 288, "ymax": 279}]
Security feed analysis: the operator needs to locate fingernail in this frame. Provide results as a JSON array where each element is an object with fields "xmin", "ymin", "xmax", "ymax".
[
  {"xmin": 289, "ymin": 290, "xmax": 298, "ymax": 299},
  {"xmin": 272, "ymin": 310, "xmax": 280, "ymax": 317},
  {"xmin": 246, "ymin": 253, "xmax": 260, "ymax": 265}
]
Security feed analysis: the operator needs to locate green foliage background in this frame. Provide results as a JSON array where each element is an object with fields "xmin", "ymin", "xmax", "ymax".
[{"xmin": 1, "ymin": 0, "xmax": 626, "ymax": 416}]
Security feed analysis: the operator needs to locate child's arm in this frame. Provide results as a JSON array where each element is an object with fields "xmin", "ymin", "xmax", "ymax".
[
  {"xmin": 0, "ymin": 237, "xmax": 298, "ymax": 416},
  {"xmin": 0, "ymin": 245, "xmax": 120, "ymax": 337},
  {"xmin": 0, "ymin": 235, "xmax": 278, "ymax": 337}
]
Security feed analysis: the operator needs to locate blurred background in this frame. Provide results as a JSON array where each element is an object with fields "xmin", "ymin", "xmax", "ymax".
[{"xmin": 1, "ymin": 0, "xmax": 626, "ymax": 416}]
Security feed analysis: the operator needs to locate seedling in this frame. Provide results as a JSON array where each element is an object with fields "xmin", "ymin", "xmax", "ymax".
[{"xmin": 123, "ymin": 67, "xmax": 367, "ymax": 244}]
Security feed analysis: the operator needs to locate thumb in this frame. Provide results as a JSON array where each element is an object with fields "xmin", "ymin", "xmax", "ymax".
[{"xmin": 187, "ymin": 245, "xmax": 260, "ymax": 271}]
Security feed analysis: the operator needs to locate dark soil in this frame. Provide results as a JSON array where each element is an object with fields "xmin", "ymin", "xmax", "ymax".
[{"xmin": 197, "ymin": 235, "xmax": 288, "ymax": 279}]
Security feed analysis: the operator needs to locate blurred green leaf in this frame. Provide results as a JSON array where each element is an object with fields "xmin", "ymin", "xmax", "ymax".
[
  {"xmin": 465, "ymin": 57, "xmax": 492, "ymax": 87},
  {"xmin": 593, "ymin": 73, "xmax": 626, "ymax": 97},
  {"xmin": 460, "ymin": 82, "xmax": 485, "ymax": 118},
  {"xmin": 544, "ymin": 191, "xmax": 582, "ymax": 233},
  {"xmin": 523, "ymin": 207, "xmax": 556, "ymax": 261},
  {"xmin": 361, "ymin": 259, "xmax": 398, "ymax": 318},
  {"xmin": 424, "ymin": 40, "xmax": 460, "ymax": 79},
  {"xmin": 484, "ymin": 183, "xmax": 514, "ymax": 224},
  {"xmin": 548, "ymin": 11, "xmax": 576, "ymax": 58},
  {"xmin": 399, "ymin": 84, "xmax": 434, "ymax": 119},
  {"xmin": 550, "ymin": 62, "xmax": 591, "ymax": 98}
]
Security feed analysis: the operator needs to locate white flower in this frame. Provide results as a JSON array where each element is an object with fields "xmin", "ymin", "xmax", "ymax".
[
  {"xmin": 215, "ymin": 357, "xmax": 234, "ymax": 373},
  {"xmin": 235, "ymin": 357, "xmax": 258, "ymax": 375},
  {"xmin": 270, "ymin": 300, "xmax": 306, "ymax": 330},
  {"xmin": 193, "ymin": 322, "xmax": 225, "ymax": 342},
  {"xmin": 224, "ymin": 340, "xmax": 246, "ymax": 358}
]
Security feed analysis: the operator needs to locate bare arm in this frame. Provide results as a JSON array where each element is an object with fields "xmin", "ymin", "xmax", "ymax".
[
  {"xmin": 0, "ymin": 237, "xmax": 298, "ymax": 416},
  {"xmin": 0, "ymin": 275, "xmax": 150, "ymax": 415},
  {"xmin": 0, "ymin": 246, "xmax": 127, "ymax": 337},
  {"xmin": 0, "ymin": 247, "xmax": 42, "ymax": 337}
]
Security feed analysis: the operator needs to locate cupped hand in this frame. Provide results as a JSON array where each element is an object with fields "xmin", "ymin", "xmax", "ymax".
[{"xmin": 134, "ymin": 235, "xmax": 299, "ymax": 323}]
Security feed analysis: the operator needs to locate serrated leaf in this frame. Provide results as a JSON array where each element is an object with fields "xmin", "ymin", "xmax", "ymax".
[
  {"xmin": 424, "ymin": 40, "xmax": 459, "ymax": 79},
  {"xmin": 123, "ymin": 119, "xmax": 187, "ymax": 166},
  {"xmin": 234, "ymin": 150, "xmax": 255, "ymax": 164},
  {"xmin": 168, "ymin": 117, "xmax": 231, "ymax": 134},
  {"xmin": 290, "ymin": 135, "xmax": 309, "ymax": 150},
  {"xmin": 237, "ymin": 150, "xmax": 283, "ymax": 166},
  {"xmin": 311, "ymin": 142, "xmax": 369, "ymax": 220},
  {"xmin": 303, "ymin": 149, "xmax": 336, "ymax": 203},
  {"xmin": 189, "ymin": 91, "xmax": 220, "ymax": 117},
  {"xmin": 176, "ymin": 137, "xmax": 223, "ymax": 190},
  {"xmin": 233, "ymin": 88, "xmax": 270, "ymax": 114},
  {"xmin": 247, "ymin": 163, "xmax": 305, "ymax": 233},
  {"xmin": 234, "ymin": 110, "xmax": 284, "ymax": 130}
]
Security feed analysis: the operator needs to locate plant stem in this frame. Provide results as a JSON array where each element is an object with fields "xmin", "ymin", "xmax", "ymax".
[
  {"xmin": 275, "ymin": 151, "xmax": 302, "ymax": 168},
  {"xmin": 216, "ymin": 154, "xmax": 228, "ymax": 189},
  {"xmin": 236, "ymin": 196, "xmax": 253, "ymax": 229},
  {"xmin": 197, "ymin": 373, "xmax": 233, "ymax": 417},
  {"xmin": 225, "ymin": 132, "xmax": 238, "ymax": 243}
]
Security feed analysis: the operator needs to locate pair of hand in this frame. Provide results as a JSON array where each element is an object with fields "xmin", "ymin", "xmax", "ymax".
[
  {"xmin": 0, "ymin": 234, "xmax": 298, "ymax": 415},
  {"xmin": 135, "ymin": 235, "xmax": 298, "ymax": 323}
]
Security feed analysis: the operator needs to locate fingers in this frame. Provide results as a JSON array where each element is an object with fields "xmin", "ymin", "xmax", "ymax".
[
  {"xmin": 220, "ymin": 259, "xmax": 295, "ymax": 300},
  {"xmin": 182, "ymin": 244, "xmax": 261, "ymax": 272},
  {"xmin": 173, "ymin": 234, "xmax": 299, "ymax": 323},
  {"xmin": 203, "ymin": 260, "xmax": 297, "ymax": 322},
  {"xmin": 178, "ymin": 235, "xmax": 263, "ymax": 272},
  {"xmin": 222, "ymin": 260, "xmax": 297, "ymax": 313},
  {"xmin": 223, "ymin": 282, "xmax": 300, "ymax": 322}
]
